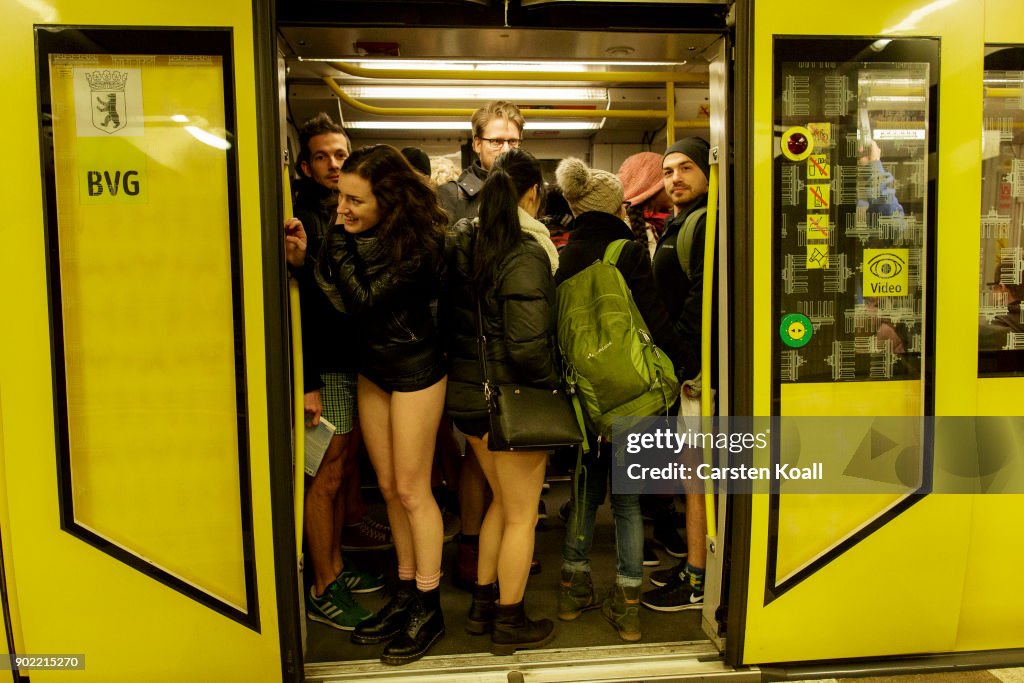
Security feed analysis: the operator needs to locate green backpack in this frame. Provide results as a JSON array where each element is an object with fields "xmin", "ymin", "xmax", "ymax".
[{"xmin": 556, "ymin": 239, "xmax": 680, "ymax": 439}]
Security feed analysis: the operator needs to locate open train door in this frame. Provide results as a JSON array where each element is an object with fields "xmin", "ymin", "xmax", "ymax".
[
  {"xmin": 726, "ymin": 0, "xmax": 1024, "ymax": 672},
  {"xmin": 0, "ymin": 1, "xmax": 301, "ymax": 681}
]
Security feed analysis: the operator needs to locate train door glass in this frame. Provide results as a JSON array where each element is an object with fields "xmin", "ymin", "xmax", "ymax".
[{"xmin": 978, "ymin": 46, "xmax": 1024, "ymax": 374}]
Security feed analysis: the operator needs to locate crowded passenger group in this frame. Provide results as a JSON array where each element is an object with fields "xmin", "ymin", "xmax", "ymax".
[{"xmin": 283, "ymin": 101, "xmax": 714, "ymax": 666}]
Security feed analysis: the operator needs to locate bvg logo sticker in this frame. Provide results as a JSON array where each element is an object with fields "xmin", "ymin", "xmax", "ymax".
[{"xmin": 863, "ymin": 248, "xmax": 909, "ymax": 296}]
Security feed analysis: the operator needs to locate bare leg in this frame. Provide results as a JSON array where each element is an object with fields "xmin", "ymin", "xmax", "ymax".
[
  {"xmin": 340, "ymin": 423, "xmax": 364, "ymax": 525},
  {"xmin": 305, "ymin": 431, "xmax": 354, "ymax": 594},
  {"xmin": 465, "ymin": 435, "xmax": 502, "ymax": 586},
  {"xmin": 358, "ymin": 375, "xmax": 415, "ymax": 570},
  {"xmin": 467, "ymin": 434, "xmax": 546, "ymax": 604},
  {"xmin": 391, "ymin": 376, "xmax": 447, "ymax": 578},
  {"xmin": 459, "ymin": 444, "xmax": 488, "ymax": 536}
]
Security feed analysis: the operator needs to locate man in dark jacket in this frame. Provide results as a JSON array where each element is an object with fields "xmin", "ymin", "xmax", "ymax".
[
  {"xmin": 284, "ymin": 113, "xmax": 389, "ymax": 631},
  {"xmin": 438, "ymin": 101, "xmax": 530, "ymax": 588},
  {"xmin": 642, "ymin": 137, "xmax": 713, "ymax": 613},
  {"xmin": 438, "ymin": 101, "xmax": 525, "ymax": 225}
]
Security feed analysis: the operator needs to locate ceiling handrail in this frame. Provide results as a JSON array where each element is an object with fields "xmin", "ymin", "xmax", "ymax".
[{"xmin": 330, "ymin": 62, "xmax": 704, "ymax": 84}]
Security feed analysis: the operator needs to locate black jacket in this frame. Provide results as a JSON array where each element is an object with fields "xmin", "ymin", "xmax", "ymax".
[
  {"xmin": 651, "ymin": 195, "xmax": 711, "ymax": 380},
  {"xmin": 440, "ymin": 220, "xmax": 560, "ymax": 420},
  {"xmin": 555, "ymin": 211, "xmax": 689, "ymax": 376},
  {"xmin": 319, "ymin": 224, "xmax": 443, "ymax": 385},
  {"xmin": 438, "ymin": 162, "xmax": 488, "ymax": 226},
  {"xmin": 292, "ymin": 178, "xmax": 358, "ymax": 390}
]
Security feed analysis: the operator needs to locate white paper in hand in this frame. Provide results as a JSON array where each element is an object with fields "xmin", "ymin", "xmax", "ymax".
[{"xmin": 304, "ymin": 416, "xmax": 336, "ymax": 477}]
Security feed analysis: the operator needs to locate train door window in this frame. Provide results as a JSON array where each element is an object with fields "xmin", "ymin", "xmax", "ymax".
[
  {"xmin": 978, "ymin": 46, "xmax": 1024, "ymax": 375},
  {"xmin": 772, "ymin": 38, "xmax": 939, "ymax": 391}
]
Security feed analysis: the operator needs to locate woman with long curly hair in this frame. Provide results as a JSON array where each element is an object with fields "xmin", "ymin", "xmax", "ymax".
[{"xmin": 316, "ymin": 144, "xmax": 448, "ymax": 665}]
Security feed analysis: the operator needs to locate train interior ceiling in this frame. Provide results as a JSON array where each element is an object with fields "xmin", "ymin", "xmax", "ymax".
[
  {"xmin": 279, "ymin": 24, "xmax": 719, "ymax": 175},
  {"xmin": 277, "ymin": 17, "xmax": 728, "ymax": 675}
]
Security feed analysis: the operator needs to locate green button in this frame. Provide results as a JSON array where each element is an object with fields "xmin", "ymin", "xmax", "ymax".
[{"xmin": 780, "ymin": 313, "xmax": 813, "ymax": 348}]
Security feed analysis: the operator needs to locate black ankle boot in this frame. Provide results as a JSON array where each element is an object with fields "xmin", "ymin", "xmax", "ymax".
[
  {"xmin": 381, "ymin": 587, "xmax": 445, "ymax": 665},
  {"xmin": 465, "ymin": 582, "xmax": 497, "ymax": 635},
  {"xmin": 491, "ymin": 600, "xmax": 555, "ymax": 655},
  {"xmin": 351, "ymin": 579, "xmax": 415, "ymax": 644}
]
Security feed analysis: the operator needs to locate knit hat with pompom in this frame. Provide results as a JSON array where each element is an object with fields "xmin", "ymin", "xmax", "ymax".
[{"xmin": 555, "ymin": 157, "xmax": 624, "ymax": 217}]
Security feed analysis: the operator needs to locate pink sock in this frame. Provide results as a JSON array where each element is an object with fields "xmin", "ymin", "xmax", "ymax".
[
  {"xmin": 416, "ymin": 570, "xmax": 441, "ymax": 592},
  {"xmin": 398, "ymin": 565, "xmax": 416, "ymax": 581}
]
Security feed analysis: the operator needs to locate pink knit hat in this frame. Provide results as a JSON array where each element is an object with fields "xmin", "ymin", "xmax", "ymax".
[{"xmin": 617, "ymin": 152, "xmax": 665, "ymax": 207}]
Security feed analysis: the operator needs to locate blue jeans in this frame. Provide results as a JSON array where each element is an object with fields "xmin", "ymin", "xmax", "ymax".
[{"xmin": 562, "ymin": 439, "xmax": 643, "ymax": 588}]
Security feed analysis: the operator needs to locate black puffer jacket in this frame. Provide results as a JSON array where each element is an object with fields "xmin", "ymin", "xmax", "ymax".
[
  {"xmin": 441, "ymin": 220, "xmax": 560, "ymax": 420},
  {"xmin": 319, "ymin": 225, "xmax": 443, "ymax": 385},
  {"xmin": 555, "ymin": 211, "xmax": 689, "ymax": 376}
]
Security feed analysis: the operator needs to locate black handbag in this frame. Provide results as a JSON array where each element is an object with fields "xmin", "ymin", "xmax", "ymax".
[{"xmin": 475, "ymin": 291, "xmax": 583, "ymax": 451}]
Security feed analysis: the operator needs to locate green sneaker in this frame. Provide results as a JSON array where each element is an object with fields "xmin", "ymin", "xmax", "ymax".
[
  {"xmin": 308, "ymin": 580, "xmax": 372, "ymax": 630},
  {"xmin": 339, "ymin": 564, "xmax": 385, "ymax": 594},
  {"xmin": 602, "ymin": 584, "xmax": 641, "ymax": 642},
  {"xmin": 557, "ymin": 569, "xmax": 596, "ymax": 621}
]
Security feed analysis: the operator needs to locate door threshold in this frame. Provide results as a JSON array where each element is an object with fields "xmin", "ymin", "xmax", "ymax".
[{"xmin": 305, "ymin": 640, "xmax": 760, "ymax": 682}]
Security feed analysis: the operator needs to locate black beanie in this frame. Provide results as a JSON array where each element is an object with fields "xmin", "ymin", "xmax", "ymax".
[
  {"xmin": 401, "ymin": 146, "xmax": 432, "ymax": 176},
  {"xmin": 664, "ymin": 137, "xmax": 710, "ymax": 181}
]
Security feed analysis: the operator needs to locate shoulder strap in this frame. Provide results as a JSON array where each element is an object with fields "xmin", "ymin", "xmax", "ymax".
[
  {"xmin": 602, "ymin": 239, "xmax": 629, "ymax": 267},
  {"xmin": 675, "ymin": 206, "xmax": 707, "ymax": 279}
]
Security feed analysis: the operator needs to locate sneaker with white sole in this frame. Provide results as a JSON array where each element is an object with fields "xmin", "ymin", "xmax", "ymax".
[
  {"xmin": 308, "ymin": 579, "xmax": 372, "ymax": 630},
  {"xmin": 339, "ymin": 565, "xmax": 385, "ymax": 594},
  {"xmin": 640, "ymin": 573, "xmax": 703, "ymax": 612}
]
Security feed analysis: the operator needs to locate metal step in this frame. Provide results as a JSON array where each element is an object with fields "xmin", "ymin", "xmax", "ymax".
[{"xmin": 305, "ymin": 640, "xmax": 760, "ymax": 682}]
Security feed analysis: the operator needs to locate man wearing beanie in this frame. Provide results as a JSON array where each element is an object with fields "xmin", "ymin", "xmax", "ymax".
[
  {"xmin": 553, "ymin": 157, "xmax": 688, "ymax": 643},
  {"xmin": 642, "ymin": 136, "xmax": 713, "ymax": 613}
]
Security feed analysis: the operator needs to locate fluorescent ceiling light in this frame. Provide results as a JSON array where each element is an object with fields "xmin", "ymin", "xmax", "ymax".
[
  {"xmin": 303, "ymin": 57, "xmax": 686, "ymax": 69},
  {"xmin": 343, "ymin": 86, "xmax": 607, "ymax": 101},
  {"xmin": 171, "ymin": 114, "xmax": 189, "ymax": 123},
  {"xmin": 345, "ymin": 120, "xmax": 602, "ymax": 131}
]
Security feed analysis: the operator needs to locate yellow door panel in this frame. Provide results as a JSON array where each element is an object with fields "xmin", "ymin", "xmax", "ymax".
[
  {"xmin": 0, "ymin": 1, "xmax": 284, "ymax": 681},
  {"xmin": 747, "ymin": 0, "xmax": 987, "ymax": 666},
  {"xmin": 746, "ymin": 494, "xmax": 973, "ymax": 662}
]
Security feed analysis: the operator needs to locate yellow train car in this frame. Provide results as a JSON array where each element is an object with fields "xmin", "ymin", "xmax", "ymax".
[{"xmin": 0, "ymin": 0, "xmax": 1022, "ymax": 681}]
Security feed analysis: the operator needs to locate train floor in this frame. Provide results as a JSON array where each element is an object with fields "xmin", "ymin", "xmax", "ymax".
[{"xmin": 304, "ymin": 478, "xmax": 707, "ymax": 665}]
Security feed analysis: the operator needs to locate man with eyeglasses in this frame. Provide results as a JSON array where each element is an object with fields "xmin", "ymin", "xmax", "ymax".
[
  {"xmin": 437, "ymin": 100, "xmax": 530, "ymax": 592},
  {"xmin": 438, "ymin": 101, "xmax": 525, "ymax": 225}
]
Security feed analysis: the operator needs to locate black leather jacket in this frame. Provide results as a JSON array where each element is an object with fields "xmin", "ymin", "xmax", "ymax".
[
  {"xmin": 440, "ymin": 220, "xmax": 560, "ymax": 420},
  {"xmin": 318, "ymin": 225, "xmax": 443, "ymax": 385}
]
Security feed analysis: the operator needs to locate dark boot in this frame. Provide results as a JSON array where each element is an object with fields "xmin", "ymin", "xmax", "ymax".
[
  {"xmin": 381, "ymin": 588, "xmax": 445, "ymax": 666},
  {"xmin": 465, "ymin": 581, "xmax": 497, "ymax": 635},
  {"xmin": 557, "ymin": 569, "xmax": 596, "ymax": 620},
  {"xmin": 351, "ymin": 579, "xmax": 415, "ymax": 645},
  {"xmin": 454, "ymin": 542, "xmax": 478, "ymax": 591},
  {"xmin": 491, "ymin": 600, "xmax": 555, "ymax": 656},
  {"xmin": 601, "ymin": 584, "xmax": 641, "ymax": 642}
]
